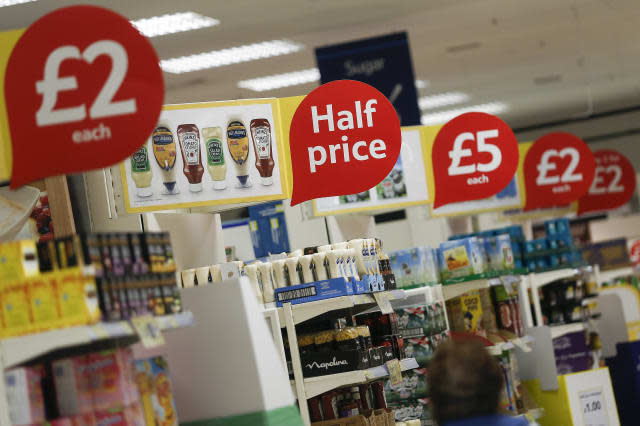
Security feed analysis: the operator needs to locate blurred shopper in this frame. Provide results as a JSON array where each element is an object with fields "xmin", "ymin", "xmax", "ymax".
[{"xmin": 427, "ymin": 340, "xmax": 529, "ymax": 426}]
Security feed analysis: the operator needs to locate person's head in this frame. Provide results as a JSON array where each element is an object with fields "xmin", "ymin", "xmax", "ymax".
[{"xmin": 427, "ymin": 339, "xmax": 504, "ymax": 424}]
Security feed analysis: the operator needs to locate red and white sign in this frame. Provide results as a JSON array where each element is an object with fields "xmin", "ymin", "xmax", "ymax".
[
  {"xmin": 5, "ymin": 5, "xmax": 164, "ymax": 188},
  {"xmin": 289, "ymin": 80, "xmax": 401, "ymax": 206},
  {"xmin": 431, "ymin": 112, "xmax": 519, "ymax": 208},
  {"xmin": 629, "ymin": 239, "xmax": 640, "ymax": 267},
  {"xmin": 523, "ymin": 132, "xmax": 595, "ymax": 211},
  {"xmin": 578, "ymin": 149, "xmax": 636, "ymax": 215}
]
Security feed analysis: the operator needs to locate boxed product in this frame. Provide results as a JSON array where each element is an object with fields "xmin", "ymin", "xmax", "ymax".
[
  {"xmin": 384, "ymin": 368, "xmax": 428, "ymax": 401},
  {"xmin": 438, "ymin": 237, "xmax": 486, "ymax": 282},
  {"xmin": 301, "ymin": 350, "xmax": 370, "ymax": 377},
  {"xmin": 94, "ymin": 403, "xmax": 146, "ymax": 426},
  {"xmin": 90, "ymin": 348, "xmax": 138, "ymax": 411},
  {"xmin": 273, "ymin": 278, "xmax": 354, "ymax": 306},
  {"xmin": 389, "ymin": 249, "xmax": 423, "ymax": 288},
  {"xmin": 445, "ymin": 290, "xmax": 486, "ymax": 336},
  {"xmin": 418, "ymin": 247, "xmax": 439, "ymax": 286},
  {"xmin": 4, "ymin": 365, "xmax": 45, "ymax": 426},
  {"xmin": 545, "ymin": 218, "xmax": 570, "ymax": 236},
  {"xmin": 478, "ymin": 288, "xmax": 498, "ymax": 334},
  {"xmin": 1, "ymin": 278, "xmax": 33, "ymax": 337},
  {"xmin": 0, "ymin": 240, "xmax": 39, "ymax": 283},
  {"xmin": 491, "ymin": 286, "xmax": 522, "ymax": 337},
  {"xmin": 484, "ymin": 235, "xmax": 514, "ymax": 272},
  {"xmin": 50, "ymin": 413, "xmax": 98, "ymax": 426},
  {"xmin": 134, "ymin": 356, "xmax": 178, "ymax": 426},
  {"xmin": 52, "ymin": 354, "xmax": 93, "ymax": 416},
  {"xmin": 524, "ymin": 238, "xmax": 548, "ymax": 254},
  {"xmin": 403, "ymin": 337, "xmax": 434, "ymax": 366},
  {"xmin": 29, "ymin": 273, "xmax": 61, "ymax": 331},
  {"xmin": 387, "ymin": 398, "xmax": 432, "ymax": 424}
]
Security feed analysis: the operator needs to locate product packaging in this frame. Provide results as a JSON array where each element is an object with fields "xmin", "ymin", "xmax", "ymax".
[
  {"xmin": 438, "ymin": 237, "xmax": 486, "ymax": 282},
  {"xmin": 134, "ymin": 356, "xmax": 178, "ymax": 426},
  {"xmin": 90, "ymin": 348, "xmax": 138, "ymax": 411},
  {"xmin": 5, "ymin": 365, "xmax": 45, "ymax": 426},
  {"xmin": 52, "ymin": 355, "xmax": 93, "ymax": 416},
  {"xmin": 484, "ymin": 235, "xmax": 514, "ymax": 272},
  {"xmin": 445, "ymin": 290, "xmax": 486, "ymax": 337}
]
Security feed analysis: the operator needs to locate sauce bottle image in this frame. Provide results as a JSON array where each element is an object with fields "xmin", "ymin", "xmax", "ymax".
[
  {"xmin": 202, "ymin": 126, "xmax": 227, "ymax": 190},
  {"xmin": 151, "ymin": 123, "xmax": 179, "ymax": 195},
  {"xmin": 227, "ymin": 119, "xmax": 252, "ymax": 187},
  {"xmin": 177, "ymin": 124, "xmax": 204, "ymax": 192},
  {"xmin": 250, "ymin": 118, "xmax": 275, "ymax": 186},
  {"xmin": 130, "ymin": 143, "xmax": 153, "ymax": 197}
]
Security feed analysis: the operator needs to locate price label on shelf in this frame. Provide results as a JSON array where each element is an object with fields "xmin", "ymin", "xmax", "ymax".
[
  {"xmin": 523, "ymin": 132, "xmax": 595, "ymax": 211},
  {"xmin": 578, "ymin": 149, "xmax": 636, "ymax": 215},
  {"xmin": 4, "ymin": 5, "xmax": 163, "ymax": 188},
  {"xmin": 374, "ymin": 292, "xmax": 394, "ymax": 314},
  {"xmin": 386, "ymin": 359, "xmax": 403, "ymax": 387},
  {"xmin": 580, "ymin": 388, "xmax": 609, "ymax": 426},
  {"xmin": 431, "ymin": 112, "xmax": 519, "ymax": 208},
  {"xmin": 131, "ymin": 315, "xmax": 165, "ymax": 348}
]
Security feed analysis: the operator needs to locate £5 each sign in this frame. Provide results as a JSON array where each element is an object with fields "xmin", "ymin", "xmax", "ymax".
[
  {"xmin": 431, "ymin": 112, "xmax": 519, "ymax": 208},
  {"xmin": 577, "ymin": 149, "xmax": 636, "ymax": 215},
  {"xmin": 5, "ymin": 5, "xmax": 163, "ymax": 188},
  {"xmin": 288, "ymin": 80, "xmax": 401, "ymax": 205},
  {"xmin": 523, "ymin": 132, "xmax": 595, "ymax": 211}
]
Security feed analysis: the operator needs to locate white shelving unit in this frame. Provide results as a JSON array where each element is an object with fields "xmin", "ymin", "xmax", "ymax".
[
  {"xmin": 524, "ymin": 268, "xmax": 581, "ymax": 327},
  {"xmin": 441, "ymin": 275, "xmax": 520, "ymax": 301},
  {"xmin": 550, "ymin": 322, "xmax": 586, "ymax": 339},
  {"xmin": 278, "ymin": 289, "xmax": 426, "ymax": 426},
  {"xmin": 593, "ymin": 265, "xmax": 634, "ymax": 287},
  {"xmin": 0, "ymin": 312, "xmax": 194, "ymax": 426}
]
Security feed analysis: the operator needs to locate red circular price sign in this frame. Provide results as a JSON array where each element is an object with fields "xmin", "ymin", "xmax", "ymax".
[
  {"xmin": 577, "ymin": 149, "xmax": 636, "ymax": 215},
  {"xmin": 523, "ymin": 132, "xmax": 595, "ymax": 211},
  {"xmin": 289, "ymin": 80, "xmax": 401, "ymax": 206},
  {"xmin": 431, "ymin": 112, "xmax": 519, "ymax": 208},
  {"xmin": 5, "ymin": 5, "xmax": 164, "ymax": 188}
]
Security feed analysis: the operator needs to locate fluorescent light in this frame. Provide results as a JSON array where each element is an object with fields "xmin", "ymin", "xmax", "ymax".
[
  {"xmin": 419, "ymin": 91, "xmax": 470, "ymax": 110},
  {"xmin": 0, "ymin": 0, "xmax": 36, "ymax": 7},
  {"xmin": 421, "ymin": 102, "xmax": 509, "ymax": 126},
  {"xmin": 161, "ymin": 40, "xmax": 304, "ymax": 74},
  {"xmin": 131, "ymin": 12, "xmax": 219, "ymax": 38},
  {"xmin": 415, "ymin": 79, "xmax": 430, "ymax": 89},
  {"xmin": 238, "ymin": 68, "xmax": 320, "ymax": 91}
]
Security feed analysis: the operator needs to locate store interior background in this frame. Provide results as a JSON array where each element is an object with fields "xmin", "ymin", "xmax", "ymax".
[{"xmin": 4, "ymin": 0, "xmax": 640, "ymax": 269}]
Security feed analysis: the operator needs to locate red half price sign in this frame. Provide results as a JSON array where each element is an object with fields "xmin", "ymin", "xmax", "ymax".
[
  {"xmin": 523, "ymin": 132, "xmax": 595, "ymax": 211},
  {"xmin": 577, "ymin": 149, "xmax": 636, "ymax": 215},
  {"xmin": 289, "ymin": 80, "xmax": 401, "ymax": 206},
  {"xmin": 5, "ymin": 5, "xmax": 164, "ymax": 188},
  {"xmin": 431, "ymin": 112, "xmax": 519, "ymax": 208}
]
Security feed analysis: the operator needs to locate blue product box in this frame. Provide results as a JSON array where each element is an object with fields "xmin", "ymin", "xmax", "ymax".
[
  {"xmin": 526, "ymin": 259, "xmax": 537, "ymax": 271},
  {"xmin": 274, "ymin": 277, "xmax": 354, "ymax": 306},
  {"xmin": 549, "ymin": 255, "xmax": 560, "ymax": 267},
  {"xmin": 438, "ymin": 237, "xmax": 486, "ymax": 281},
  {"xmin": 552, "ymin": 234, "xmax": 574, "ymax": 249},
  {"xmin": 511, "ymin": 241, "xmax": 522, "ymax": 255},
  {"xmin": 514, "ymin": 258, "xmax": 524, "ymax": 269},
  {"xmin": 536, "ymin": 257, "xmax": 549, "ymax": 270},
  {"xmin": 545, "ymin": 218, "xmax": 570, "ymax": 236},
  {"xmin": 390, "ymin": 249, "xmax": 423, "ymax": 288},
  {"xmin": 570, "ymin": 250, "xmax": 583, "ymax": 264},
  {"xmin": 525, "ymin": 238, "xmax": 548, "ymax": 254},
  {"xmin": 485, "ymin": 234, "xmax": 514, "ymax": 271}
]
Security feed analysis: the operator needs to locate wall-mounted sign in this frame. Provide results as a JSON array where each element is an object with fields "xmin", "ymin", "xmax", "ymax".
[
  {"xmin": 524, "ymin": 132, "xmax": 595, "ymax": 211},
  {"xmin": 431, "ymin": 112, "xmax": 519, "ymax": 208},
  {"xmin": 315, "ymin": 32, "xmax": 420, "ymax": 126},
  {"xmin": 289, "ymin": 80, "xmax": 401, "ymax": 206},
  {"xmin": 119, "ymin": 99, "xmax": 289, "ymax": 213},
  {"xmin": 578, "ymin": 149, "xmax": 636, "ymax": 215},
  {"xmin": 313, "ymin": 128, "xmax": 429, "ymax": 215},
  {"xmin": 4, "ymin": 5, "xmax": 164, "ymax": 188}
]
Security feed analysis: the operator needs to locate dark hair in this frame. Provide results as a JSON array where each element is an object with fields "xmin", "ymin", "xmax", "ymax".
[{"xmin": 427, "ymin": 339, "xmax": 504, "ymax": 424}]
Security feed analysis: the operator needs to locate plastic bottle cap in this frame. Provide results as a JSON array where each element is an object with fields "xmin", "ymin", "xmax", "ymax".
[
  {"xmin": 189, "ymin": 182, "xmax": 203, "ymax": 192},
  {"xmin": 261, "ymin": 176, "xmax": 273, "ymax": 186},
  {"xmin": 213, "ymin": 180, "xmax": 227, "ymax": 190},
  {"xmin": 136, "ymin": 187, "xmax": 153, "ymax": 197}
]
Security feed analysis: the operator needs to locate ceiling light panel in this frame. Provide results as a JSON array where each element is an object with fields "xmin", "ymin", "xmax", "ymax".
[
  {"xmin": 132, "ymin": 12, "xmax": 219, "ymax": 38},
  {"xmin": 0, "ymin": 0, "xmax": 37, "ymax": 7},
  {"xmin": 161, "ymin": 40, "xmax": 304, "ymax": 74},
  {"xmin": 421, "ymin": 102, "xmax": 508, "ymax": 126},
  {"xmin": 238, "ymin": 68, "xmax": 320, "ymax": 91},
  {"xmin": 419, "ymin": 92, "xmax": 470, "ymax": 110}
]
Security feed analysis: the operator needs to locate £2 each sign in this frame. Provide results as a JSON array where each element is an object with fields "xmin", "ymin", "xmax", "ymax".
[
  {"xmin": 523, "ymin": 132, "xmax": 595, "ymax": 211},
  {"xmin": 577, "ymin": 149, "xmax": 636, "ymax": 215},
  {"xmin": 5, "ymin": 5, "xmax": 163, "ymax": 188},
  {"xmin": 431, "ymin": 112, "xmax": 519, "ymax": 208},
  {"xmin": 289, "ymin": 80, "xmax": 401, "ymax": 205}
]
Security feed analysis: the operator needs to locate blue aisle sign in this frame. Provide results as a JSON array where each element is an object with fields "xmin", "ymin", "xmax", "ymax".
[{"xmin": 315, "ymin": 32, "xmax": 421, "ymax": 126}]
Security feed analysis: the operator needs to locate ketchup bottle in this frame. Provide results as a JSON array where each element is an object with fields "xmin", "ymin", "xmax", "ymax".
[
  {"xmin": 250, "ymin": 118, "xmax": 275, "ymax": 186},
  {"xmin": 177, "ymin": 124, "xmax": 204, "ymax": 192}
]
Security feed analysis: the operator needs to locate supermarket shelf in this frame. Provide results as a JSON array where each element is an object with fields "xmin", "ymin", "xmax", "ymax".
[
  {"xmin": 299, "ymin": 358, "xmax": 419, "ymax": 399},
  {"xmin": 530, "ymin": 268, "xmax": 578, "ymax": 289},
  {"xmin": 442, "ymin": 275, "xmax": 519, "ymax": 301},
  {"xmin": 487, "ymin": 335, "xmax": 535, "ymax": 355},
  {"xmin": 265, "ymin": 290, "xmax": 407, "ymax": 327},
  {"xmin": 0, "ymin": 312, "xmax": 194, "ymax": 369},
  {"xmin": 598, "ymin": 266, "xmax": 634, "ymax": 284},
  {"xmin": 550, "ymin": 322, "xmax": 585, "ymax": 339}
]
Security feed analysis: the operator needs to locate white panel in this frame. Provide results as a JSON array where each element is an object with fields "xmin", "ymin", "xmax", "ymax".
[
  {"xmin": 595, "ymin": 294, "xmax": 629, "ymax": 358},
  {"xmin": 222, "ymin": 224, "xmax": 256, "ymax": 261},
  {"xmin": 564, "ymin": 368, "xmax": 620, "ymax": 426}
]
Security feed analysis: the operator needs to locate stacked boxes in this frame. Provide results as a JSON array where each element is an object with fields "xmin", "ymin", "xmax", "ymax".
[
  {"xmin": 4, "ymin": 366, "xmax": 46, "ymax": 426},
  {"xmin": 437, "ymin": 238, "xmax": 487, "ymax": 283},
  {"xmin": 523, "ymin": 219, "xmax": 583, "ymax": 272}
]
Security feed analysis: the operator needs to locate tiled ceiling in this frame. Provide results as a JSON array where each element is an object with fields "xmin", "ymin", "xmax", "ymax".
[{"xmin": 2, "ymin": 0, "xmax": 640, "ymax": 130}]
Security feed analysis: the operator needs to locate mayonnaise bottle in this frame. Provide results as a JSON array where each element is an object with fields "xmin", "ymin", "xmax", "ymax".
[
  {"xmin": 130, "ymin": 142, "xmax": 153, "ymax": 197},
  {"xmin": 151, "ymin": 122, "xmax": 179, "ymax": 195},
  {"xmin": 202, "ymin": 126, "xmax": 227, "ymax": 190},
  {"xmin": 227, "ymin": 118, "xmax": 252, "ymax": 188}
]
